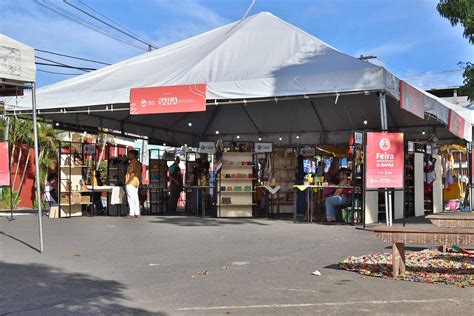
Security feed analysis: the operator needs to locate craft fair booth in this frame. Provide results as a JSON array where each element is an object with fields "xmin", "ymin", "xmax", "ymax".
[{"xmin": 6, "ymin": 12, "xmax": 473, "ymax": 224}]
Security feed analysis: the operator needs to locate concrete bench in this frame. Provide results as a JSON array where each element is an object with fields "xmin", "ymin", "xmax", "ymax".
[
  {"xmin": 426, "ymin": 213, "xmax": 474, "ymax": 228},
  {"xmin": 370, "ymin": 225, "xmax": 474, "ymax": 277}
]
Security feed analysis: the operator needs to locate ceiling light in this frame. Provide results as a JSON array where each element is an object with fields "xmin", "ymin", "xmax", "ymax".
[
  {"xmin": 258, "ymin": 137, "xmax": 262, "ymax": 141},
  {"xmin": 279, "ymin": 136, "xmax": 282, "ymax": 141},
  {"xmin": 188, "ymin": 122, "xmax": 192, "ymax": 127},
  {"xmin": 236, "ymin": 135, "xmax": 240, "ymax": 139},
  {"xmin": 296, "ymin": 135, "xmax": 300, "ymax": 139},
  {"xmin": 163, "ymin": 143, "xmax": 166, "ymax": 146},
  {"xmin": 422, "ymin": 131, "xmax": 426, "ymax": 135},
  {"xmin": 215, "ymin": 130, "xmax": 219, "ymax": 135},
  {"xmin": 363, "ymin": 120, "xmax": 368, "ymax": 125}
]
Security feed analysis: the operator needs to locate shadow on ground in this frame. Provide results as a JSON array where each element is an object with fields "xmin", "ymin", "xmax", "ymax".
[
  {"xmin": 0, "ymin": 261, "xmax": 165, "ymax": 315},
  {"xmin": 149, "ymin": 216, "xmax": 270, "ymax": 226}
]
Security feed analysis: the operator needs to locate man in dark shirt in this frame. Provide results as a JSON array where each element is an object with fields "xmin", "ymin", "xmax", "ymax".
[{"xmin": 168, "ymin": 157, "xmax": 182, "ymax": 213}]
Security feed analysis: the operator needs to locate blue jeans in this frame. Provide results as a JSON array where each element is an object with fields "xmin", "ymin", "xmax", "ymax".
[{"xmin": 325, "ymin": 195, "xmax": 350, "ymax": 221}]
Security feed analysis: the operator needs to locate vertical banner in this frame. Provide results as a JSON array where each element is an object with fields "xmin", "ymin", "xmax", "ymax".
[
  {"xmin": 0, "ymin": 141, "xmax": 10, "ymax": 186},
  {"xmin": 399, "ymin": 80, "xmax": 425, "ymax": 120},
  {"xmin": 448, "ymin": 109, "xmax": 465, "ymax": 140},
  {"xmin": 366, "ymin": 132, "xmax": 404, "ymax": 189},
  {"xmin": 130, "ymin": 84, "xmax": 206, "ymax": 115}
]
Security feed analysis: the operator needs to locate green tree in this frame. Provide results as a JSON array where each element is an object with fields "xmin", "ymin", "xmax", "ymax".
[{"xmin": 437, "ymin": 0, "xmax": 474, "ymax": 99}]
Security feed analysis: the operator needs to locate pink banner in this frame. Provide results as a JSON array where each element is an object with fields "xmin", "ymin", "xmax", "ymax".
[
  {"xmin": 0, "ymin": 141, "xmax": 10, "ymax": 186},
  {"xmin": 448, "ymin": 110, "xmax": 465, "ymax": 139},
  {"xmin": 130, "ymin": 84, "xmax": 206, "ymax": 115},
  {"xmin": 366, "ymin": 132, "xmax": 404, "ymax": 189},
  {"xmin": 399, "ymin": 80, "xmax": 425, "ymax": 120}
]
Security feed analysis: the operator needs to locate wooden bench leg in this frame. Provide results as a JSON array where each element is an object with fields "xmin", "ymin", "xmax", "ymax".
[{"xmin": 392, "ymin": 242, "xmax": 405, "ymax": 278}]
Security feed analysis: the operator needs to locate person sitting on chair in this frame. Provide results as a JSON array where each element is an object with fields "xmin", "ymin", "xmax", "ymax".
[{"xmin": 325, "ymin": 168, "xmax": 351, "ymax": 222}]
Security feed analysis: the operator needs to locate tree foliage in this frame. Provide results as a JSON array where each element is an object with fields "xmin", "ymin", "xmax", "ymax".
[{"xmin": 437, "ymin": 0, "xmax": 474, "ymax": 99}]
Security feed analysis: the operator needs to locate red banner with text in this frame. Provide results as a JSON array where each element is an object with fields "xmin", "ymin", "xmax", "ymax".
[
  {"xmin": 130, "ymin": 84, "xmax": 206, "ymax": 115},
  {"xmin": 448, "ymin": 109, "xmax": 465, "ymax": 140},
  {"xmin": 0, "ymin": 141, "xmax": 10, "ymax": 186},
  {"xmin": 366, "ymin": 132, "xmax": 404, "ymax": 189},
  {"xmin": 399, "ymin": 80, "xmax": 425, "ymax": 120}
]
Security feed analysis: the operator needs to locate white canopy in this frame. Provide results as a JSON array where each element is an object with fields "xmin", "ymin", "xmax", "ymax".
[
  {"xmin": 0, "ymin": 34, "xmax": 36, "ymax": 84},
  {"xmin": 5, "ymin": 12, "xmax": 472, "ymax": 144}
]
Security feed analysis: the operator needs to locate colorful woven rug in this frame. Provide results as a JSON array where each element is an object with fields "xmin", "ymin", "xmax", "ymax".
[{"xmin": 340, "ymin": 249, "xmax": 473, "ymax": 287}]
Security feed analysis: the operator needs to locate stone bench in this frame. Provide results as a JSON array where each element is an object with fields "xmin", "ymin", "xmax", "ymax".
[
  {"xmin": 370, "ymin": 225, "xmax": 474, "ymax": 277},
  {"xmin": 426, "ymin": 213, "xmax": 474, "ymax": 228}
]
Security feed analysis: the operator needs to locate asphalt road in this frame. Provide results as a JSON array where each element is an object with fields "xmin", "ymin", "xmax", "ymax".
[{"xmin": 1, "ymin": 215, "xmax": 473, "ymax": 315}]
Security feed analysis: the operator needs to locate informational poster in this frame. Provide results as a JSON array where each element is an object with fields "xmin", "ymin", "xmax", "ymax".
[
  {"xmin": 354, "ymin": 131, "xmax": 363, "ymax": 145},
  {"xmin": 399, "ymin": 80, "xmax": 425, "ymax": 120},
  {"xmin": 299, "ymin": 147, "xmax": 316, "ymax": 156},
  {"xmin": 448, "ymin": 109, "xmax": 465, "ymax": 140},
  {"xmin": 366, "ymin": 132, "xmax": 404, "ymax": 189},
  {"xmin": 0, "ymin": 141, "xmax": 10, "ymax": 186},
  {"xmin": 255, "ymin": 142, "xmax": 272, "ymax": 153},
  {"xmin": 130, "ymin": 84, "xmax": 206, "ymax": 115},
  {"xmin": 198, "ymin": 142, "xmax": 215, "ymax": 154}
]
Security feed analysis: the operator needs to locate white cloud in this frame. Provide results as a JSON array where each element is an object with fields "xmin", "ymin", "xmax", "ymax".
[
  {"xmin": 0, "ymin": 0, "xmax": 229, "ymax": 86},
  {"xmin": 150, "ymin": 0, "xmax": 230, "ymax": 46},
  {"xmin": 403, "ymin": 70, "xmax": 464, "ymax": 89},
  {"xmin": 355, "ymin": 41, "xmax": 417, "ymax": 58}
]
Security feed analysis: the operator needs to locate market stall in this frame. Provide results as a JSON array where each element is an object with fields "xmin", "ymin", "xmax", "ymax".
[{"xmin": 5, "ymin": 13, "xmax": 473, "ymax": 223}]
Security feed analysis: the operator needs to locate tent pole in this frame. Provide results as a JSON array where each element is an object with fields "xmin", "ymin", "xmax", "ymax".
[
  {"xmin": 32, "ymin": 82, "xmax": 44, "ymax": 253},
  {"xmin": 379, "ymin": 92, "xmax": 392, "ymax": 226}
]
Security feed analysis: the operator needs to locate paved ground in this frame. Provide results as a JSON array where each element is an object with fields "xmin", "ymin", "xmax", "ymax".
[{"xmin": 1, "ymin": 214, "xmax": 473, "ymax": 315}]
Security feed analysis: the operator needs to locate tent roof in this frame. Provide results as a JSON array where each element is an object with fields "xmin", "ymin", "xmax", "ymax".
[
  {"xmin": 7, "ymin": 12, "xmax": 395, "ymax": 110},
  {"xmin": 4, "ymin": 12, "xmax": 472, "ymax": 144},
  {"xmin": 0, "ymin": 34, "xmax": 36, "ymax": 84}
]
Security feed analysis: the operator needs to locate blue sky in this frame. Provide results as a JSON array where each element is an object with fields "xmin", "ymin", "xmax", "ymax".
[{"xmin": 1, "ymin": 0, "xmax": 472, "ymax": 88}]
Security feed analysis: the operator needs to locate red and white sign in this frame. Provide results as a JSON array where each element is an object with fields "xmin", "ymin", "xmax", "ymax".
[
  {"xmin": 399, "ymin": 80, "xmax": 425, "ymax": 120},
  {"xmin": 130, "ymin": 84, "xmax": 206, "ymax": 115},
  {"xmin": 366, "ymin": 132, "xmax": 404, "ymax": 189},
  {"xmin": 448, "ymin": 109, "xmax": 465, "ymax": 140},
  {"xmin": 0, "ymin": 141, "xmax": 10, "ymax": 186}
]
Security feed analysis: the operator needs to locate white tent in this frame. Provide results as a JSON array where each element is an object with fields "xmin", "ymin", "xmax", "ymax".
[
  {"xmin": 0, "ymin": 34, "xmax": 36, "ymax": 83},
  {"xmin": 1, "ymin": 34, "xmax": 43, "ymax": 253},
  {"xmin": 5, "ymin": 12, "xmax": 472, "ymax": 145}
]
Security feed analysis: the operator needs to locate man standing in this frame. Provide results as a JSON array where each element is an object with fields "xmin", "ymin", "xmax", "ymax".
[
  {"xmin": 168, "ymin": 156, "xmax": 182, "ymax": 213},
  {"xmin": 126, "ymin": 150, "xmax": 142, "ymax": 218}
]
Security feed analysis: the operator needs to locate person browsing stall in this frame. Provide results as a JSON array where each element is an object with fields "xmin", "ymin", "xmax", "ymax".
[
  {"xmin": 125, "ymin": 150, "xmax": 142, "ymax": 218},
  {"xmin": 325, "ymin": 168, "xmax": 351, "ymax": 222},
  {"xmin": 168, "ymin": 156, "xmax": 183, "ymax": 213}
]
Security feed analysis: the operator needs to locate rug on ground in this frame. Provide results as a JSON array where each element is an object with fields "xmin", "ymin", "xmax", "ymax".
[{"xmin": 339, "ymin": 248, "xmax": 473, "ymax": 287}]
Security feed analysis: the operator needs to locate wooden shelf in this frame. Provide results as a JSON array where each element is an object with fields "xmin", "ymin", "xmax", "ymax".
[
  {"xmin": 218, "ymin": 204, "xmax": 256, "ymax": 206},
  {"xmin": 222, "ymin": 165, "xmax": 256, "ymax": 168},
  {"xmin": 219, "ymin": 191, "xmax": 255, "ymax": 193}
]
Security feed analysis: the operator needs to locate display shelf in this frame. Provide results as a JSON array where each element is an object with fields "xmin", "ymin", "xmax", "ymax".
[
  {"xmin": 217, "ymin": 151, "xmax": 255, "ymax": 218},
  {"xmin": 58, "ymin": 141, "xmax": 96, "ymax": 218},
  {"xmin": 222, "ymin": 165, "xmax": 256, "ymax": 168},
  {"xmin": 219, "ymin": 191, "xmax": 256, "ymax": 193}
]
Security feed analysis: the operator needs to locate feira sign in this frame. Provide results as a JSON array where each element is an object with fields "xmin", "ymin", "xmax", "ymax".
[
  {"xmin": 366, "ymin": 132, "xmax": 404, "ymax": 189},
  {"xmin": 0, "ymin": 141, "xmax": 10, "ymax": 186},
  {"xmin": 255, "ymin": 143, "xmax": 272, "ymax": 153},
  {"xmin": 130, "ymin": 84, "xmax": 206, "ymax": 115},
  {"xmin": 198, "ymin": 142, "xmax": 215, "ymax": 154}
]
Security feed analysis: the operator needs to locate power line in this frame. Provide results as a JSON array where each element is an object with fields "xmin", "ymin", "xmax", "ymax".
[
  {"xmin": 77, "ymin": 0, "xmax": 155, "ymax": 48},
  {"xmin": 35, "ymin": 48, "xmax": 111, "ymax": 65},
  {"xmin": 36, "ymin": 56, "xmax": 97, "ymax": 71},
  {"xmin": 34, "ymin": 0, "xmax": 147, "ymax": 51},
  {"xmin": 37, "ymin": 69, "xmax": 83, "ymax": 75},
  {"xmin": 35, "ymin": 62, "xmax": 97, "ymax": 71},
  {"xmin": 63, "ymin": 0, "xmax": 158, "ymax": 50}
]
